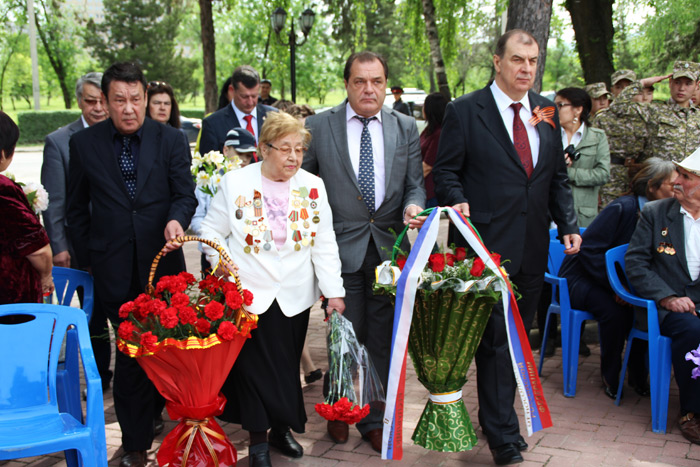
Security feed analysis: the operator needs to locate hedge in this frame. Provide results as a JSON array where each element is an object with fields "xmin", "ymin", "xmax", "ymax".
[
  {"xmin": 180, "ymin": 109, "xmax": 205, "ymax": 119},
  {"xmin": 17, "ymin": 110, "xmax": 82, "ymax": 144}
]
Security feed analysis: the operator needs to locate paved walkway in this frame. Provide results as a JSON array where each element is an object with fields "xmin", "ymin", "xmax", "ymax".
[{"xmin": 2, "ymin": 244, "xmax": 698, "ymax": 466}]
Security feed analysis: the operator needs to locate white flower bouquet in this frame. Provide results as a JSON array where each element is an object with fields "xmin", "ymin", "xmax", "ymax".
[
  {"xmin": 2, "ymin": 172, "xmax": 49, "ymax": 214},
  {"xmin": 191, "ymin": 151, "xmax": 240, "ymax": 197}
]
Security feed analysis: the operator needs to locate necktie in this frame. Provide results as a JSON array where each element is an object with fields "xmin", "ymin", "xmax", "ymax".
[
  {"xmin": 119, "ymin": 135, "xmax": 137, "ymax": 198},
  {"xmin": 511, "ymin": 102, "xmax": 533, "ymax": 178},
  {"xmin": 354, "ymin": 115, "xmax": 377, "ymax": 215},
  {"xmin": 243, "ymin": 115, "xmax": 255, "ymax": 140}
]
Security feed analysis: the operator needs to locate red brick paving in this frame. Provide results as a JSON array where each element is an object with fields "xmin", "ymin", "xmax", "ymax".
[{"xmin": 1, "ymin": 243, "xmax": 695, "ymax": 466}]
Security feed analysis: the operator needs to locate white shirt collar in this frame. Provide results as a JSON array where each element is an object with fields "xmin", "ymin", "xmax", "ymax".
[
  {"xmin": 80, "ymin": 115, "xmax": 90, "ymax": 128},
  {"xmin": 490, "ymin": 80, "xmax": 531, "ymax": 113},
  {"xmin": 231, "ymin": 101, "xmax": 258, "ymax": 122},
  {"xmin": 345, "ymin": 102, "xmax": 383, "ymax": 123},
  {"xmin": 680, "ymin": 205, "xmax": 700, "ymax": 221}
]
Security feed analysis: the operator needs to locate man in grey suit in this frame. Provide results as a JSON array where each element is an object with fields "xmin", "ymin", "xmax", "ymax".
[
  {"xmin": 626, "ymin": 147, "xmax": 700, "ymax": 445},
  {"xmin": 303, "ymin": 51, "xmax": 426, "ymax": 452},
  {"xmin": 41, "ymin": 72, "xmax": 112, "ymax": 390},
  {"xmin": 41, "ymin": 72, "xmax": 108, "ymax": 268}
]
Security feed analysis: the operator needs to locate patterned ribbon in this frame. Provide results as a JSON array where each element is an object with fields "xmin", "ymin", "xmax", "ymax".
[
  {"xmin": 381, "ymin": 207, "xmax": 552, "ymax": 460},
  {"xmin": 176, "ymin": 418, "xmax": 226, "ymax": 466},
  {"xmin": 528, "ymin": 105, "xmax": 556, "ymax": 129}
]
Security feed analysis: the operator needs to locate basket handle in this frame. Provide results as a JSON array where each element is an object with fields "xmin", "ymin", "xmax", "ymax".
[
  {"xmin": 147, "ymin": 235, "xmax": 242, "ymax": 295},
  {"xmin": 390, "ymin": 207, "xmax": 482, "ymax": 264}
]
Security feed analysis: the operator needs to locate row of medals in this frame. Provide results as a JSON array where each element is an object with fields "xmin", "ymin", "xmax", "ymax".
[
  {"xmin": 236, "ymin": 188, "xmax": 321, "ymax": 254},
  {"xmin": 658, "ymin": 228, "xmax": 676, "ymax": 255}
]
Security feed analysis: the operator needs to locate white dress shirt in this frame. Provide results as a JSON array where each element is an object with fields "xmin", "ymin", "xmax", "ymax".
[
  {"xmin": 680, "ymin": 206, "xmax": 700, "ymax": 281},
  {"xmin": 561, "ymin": 122, "xmax": 585, "ymax": 149},
  {"xmin": 346, "ymin": 102, "xmax": 386, "ymax": 211},
  {"xmin": 490, "ymin": 80, "xmax": 541, "ymax": 167},
  {"xmin": 80, "ymin": 115, "xmax": 90, "ymax": 128},
  {"xmin": 232, "ymin": 102, "xmax": 259, "ymax": 143}
]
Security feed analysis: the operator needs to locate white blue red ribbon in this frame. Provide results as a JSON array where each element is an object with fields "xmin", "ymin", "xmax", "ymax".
[{"xmin": 381, "ymin": 207, "xmax": 552, "ymax": 460}]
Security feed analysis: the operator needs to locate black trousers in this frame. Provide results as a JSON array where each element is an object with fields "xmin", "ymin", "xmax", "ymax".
[
  {"xmin": 101, "ymin": 258, "xmax": 165, "ymax": 452},
  {"xmin": 660, "ymin": 311, "xmax": 700, "ymax": 414},
  {"xmin": 336, "ymin": 238, "xmax": 394, "ymax": 435},
  {"xmin": 89, "ymin": 299, "xmax": 113, "ymax": 386},
  {"xmin": 475, "ymin": 271, "xmax": 543, "ymax": 448}
]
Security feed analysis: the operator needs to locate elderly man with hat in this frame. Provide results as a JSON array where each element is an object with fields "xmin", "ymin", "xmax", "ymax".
[
  {"xmin": 607, "ymin": 60, "xmax": 700, "ymax": 164},
  {"xmin": 390, "ymin": 85, "xmax": 411, "ymax": 115},
  {"xmin": 626, "ymin": 146, "xmax": 700, "ymax": 444}
]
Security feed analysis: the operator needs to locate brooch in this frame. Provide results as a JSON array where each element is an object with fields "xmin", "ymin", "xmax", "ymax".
[{"xmin": 529, "ymin": 106, "xmax": 556, "ymax": 129}]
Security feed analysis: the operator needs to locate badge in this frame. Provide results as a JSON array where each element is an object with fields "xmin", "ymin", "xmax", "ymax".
[
  {"xmin": 302, "ymin": 238, "xmax": 310, "ymax": 246},
  {"xmin": 254, "ymin": 245, "xmax": 260, "ymax": 254},
  {"xmin": 302, "ymin": 200, "xmax": 309, "ymax": 208},
  {"xmin": 252, "ymin": 228, "xmax": 260, "ymax": 237},
  {"xmin": 313, "ymin": 215, "xmax": 320, "ymax": 224},
  {"xmin": 657, "ymin": 245, "xmax": 665, "ymax": 253},
  {"xmin": 303, "ymin": 221, "xmax": 310, "ymax": 229},
  {"xmin": 293, "ymin": 200, "xmax": 301, "ymax": 208},
  {"xmin": 661, "ymin": 228, "xmax": 668, "ymax": 237},
  {"xmin": 294, "ymin": 243, "xmax": 301, "ymax": 251},
  {"xmin": 244, "ymin": 246, "xmax": 251, "ymax": 254},
  {"xmin": 299, "ymin": 186, "xmax": 309, "ymax": 198},
  {"xmin": 311, "ymin": 201, "xmax": 317, "ymax": 209},
  {"xmin": 290, "ymin": 222, "xmax": 298, "ymax": 230},
  {"xmin": 243, "ymin": 225, "xmax": 251, "ymax": 234},
  {"xmin": 263, "ymin": 243, "xmax": 271, "ymax": 251},
  {"xmin": 235, "ymin": 209, "xmax": 243, "ymax": 219}
]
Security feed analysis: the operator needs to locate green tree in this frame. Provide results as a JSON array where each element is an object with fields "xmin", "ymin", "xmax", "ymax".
[
  {"xmin": 642, "ymin": 0, "xmax": 700, "ymax": 70},
  {"xmin": 84, "ymin": 0, "xmax": 198, "ymax": 97}
]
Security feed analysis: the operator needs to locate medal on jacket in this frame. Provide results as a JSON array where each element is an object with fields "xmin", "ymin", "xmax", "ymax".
[
  {"xmin": 263, "ymin": 230, "xmax": 273, "ymax": 251},
  {"xmin": 244, "ymin": 234, "xmax": 254, "ymax": 254},
  {"xmin": 292, "ymin": 230, "xmax": 302, "ymax": 251},
  {"xmin": 309, "ymin": 188, "xmax": 319, "ymax": 209},
  {"xmin": 235, "ymin": 195, "xmax": 245, "ymax": 219},
  {"xmin": 253, "ymin": 190, "xmax": 263, "ymax": 217},
  {"xmin": 300, "ymin": 208, "xmax": 310, "ymax": 229},
  {"xmin": 661, "ymin": 227, "xmax": 668, "ymax": 237}
]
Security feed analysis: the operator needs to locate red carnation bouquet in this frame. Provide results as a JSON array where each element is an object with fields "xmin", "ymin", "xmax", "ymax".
[
  {"xmin": 315, "ymin": 310, "xmax": 384, "ymax": 425},
  {"xmin": 117, "ymin": 236, "xmax": 258, "ymax": 467}
]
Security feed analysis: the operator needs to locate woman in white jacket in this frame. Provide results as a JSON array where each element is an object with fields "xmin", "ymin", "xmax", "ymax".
[{"xmin": 200, "ymin": 111, "xmax": 345, "ymax": 467}]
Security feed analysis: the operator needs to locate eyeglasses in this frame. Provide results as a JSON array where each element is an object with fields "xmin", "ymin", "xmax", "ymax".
[
  {"xmin": 266, "ymin": 143, "xmax": 305, "ymax": 157},
  {"xmin": 556, "ymin": 102, "xmax": 572, "ymax": 109},
  {"xmin": 148, "ymin": 81, "xmax": 169, "ymax": 89}
]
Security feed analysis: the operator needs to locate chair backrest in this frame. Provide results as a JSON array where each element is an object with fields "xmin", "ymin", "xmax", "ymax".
[
  {"xmin": 547, "ymin": 227, "xmax": 586, "ymax": 276},
  {"xmin": 0, "ymin": 304, "xmax": 87, "ymax": 412},
  {"xmin": 52, "ymin": 267, "xmax": 94, "ymax": 322}
]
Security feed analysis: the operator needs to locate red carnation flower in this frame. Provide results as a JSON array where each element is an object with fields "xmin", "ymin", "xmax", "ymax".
[
  {"xmin": 119, "ymin": 301, "xmax": 135, "ymax": 318},
  {"xmin": 222, "ymin": 281, "xmax": 238, "ymax": 295},
  {"xmin": 445, "ymin": 253, "xmax": 456, "ymax": 266},
  {"xmin": 178, "ymin": 271, "xmax": 197, "ymax": 285},
  {"xmin": 428, "ymin": 253, "xmax": 446, "ymax": 272},
  {"xmin": 243, "ymin": 289, "xmax": 254, "ymax": 306},
  {"xmin": 396, "ymin": 255, "xmax": 407, "ymax": 270},
  {"xmin": 204, "ymin": 301, "xmax": 224, "ymax": 321},
  {"xmin": 117, "ymin": 321, "xmax": 137, "ymax": 341},
  {"xmin": 217, "ymin": 321, "xmax": 237, "ymax": 340},
  {"xmin": 225, "ymin": 291, "xmax": 243, "ymax": 310},
  {"xmin": 160, "ymin": 307, "xmax": 180, "ymax": 329},
  {"xmin": 140, "ymin": 331, "xmax": 158, "ymax": 352},
  {"xmin": 455, "ymin": 247, "xmax": 467, "ymax": 261},
  {"xmin": 178, "ymin": 306, "xmax": 198, "ymax": 325},
  {"xmin": 195, "ymin": 318, "xmax": 211, "ymax": 335},
  {"xmin": 170, "ymin": 292, "xmax": 190, "ymax": 308}
]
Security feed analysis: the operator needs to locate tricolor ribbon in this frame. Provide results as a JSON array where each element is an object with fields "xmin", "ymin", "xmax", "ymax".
[
  {"xmin": 529, "ymin": 105, "xmax": 556, "ymax": 129},
  {"xmin": 381, "ymin": 207, "xmax": 552, "ymax": 460}
]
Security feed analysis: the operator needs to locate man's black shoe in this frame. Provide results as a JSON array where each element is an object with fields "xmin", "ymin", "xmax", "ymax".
[
  {"xmin": 268, "ymin": 427, "xmax": 303, "ymax": 458},
  {"xmin": 516, "ymin": 436, "xmax": 528, "ymax": 452},
  {"xmin": 249, "ymin": 445, "xmax": 272, "ymax": 467},
  {"xmin": 491, "ymin": 443, "xmax": 524, "ymax": 465}
]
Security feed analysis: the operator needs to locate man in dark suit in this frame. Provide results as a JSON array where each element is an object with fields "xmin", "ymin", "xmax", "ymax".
[
  {"xmin": 303, "ymin": 51, "xmax": 426, "ymax": 452},
  {"xmin": 41, "ymin": 72, "xmax": 113, "ymax": 388},
  {"xmin": 199, "ymin": 65, "xmax": 276, "ymax": 157},
  {"xmin": 432, "ymin": 30, "xmax": 581, "ymax": 465},
  {"xmin": 626, "ymin": 148, "xmax": 700, "ymax": 445},
  {"xmin": 67, "ymin": 62, "xmax": 197, "ymax": 467}
]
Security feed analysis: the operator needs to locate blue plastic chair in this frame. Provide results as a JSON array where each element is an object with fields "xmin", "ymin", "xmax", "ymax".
[
  {"xmin": 53, "ymin": 267, "xmax": 96, "ymax": 467},
  {"xmin": 0, "ymin": 304, "xmax": 107, "ymax": 466},
  {"xmin": 539, "ymin": 228, "xmax": 595, "ymax": 397},
  {"xmin": 605, "ymin": 244, "xmax": 673, "ymax": 433}
]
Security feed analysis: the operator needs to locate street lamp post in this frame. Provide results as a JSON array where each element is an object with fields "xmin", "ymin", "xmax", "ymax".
[{"xmin": 271, "ymin": 7, "xmax": 315, "ymax": 103}]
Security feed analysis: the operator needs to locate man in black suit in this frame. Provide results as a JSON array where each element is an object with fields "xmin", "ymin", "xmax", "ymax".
[
  {"xmin": 199, "ymin": 65, "xmax": 276, "ymax": 157},
  {"xmin": 432, "ymin": 30, "xmax": 581, "ymax": 465},
  {"xmin": 67, "ymin": 62, "xmax": 197, "ymax": 467}
]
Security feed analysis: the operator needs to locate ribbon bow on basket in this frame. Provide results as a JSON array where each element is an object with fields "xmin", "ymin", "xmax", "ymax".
[
  {"xmin": 117, "ymin": 235, "xmax": 258, "ymax": 467},
  {"xmin": 374, "ymin": 207, "xmax": 552, "ymax": 460}
]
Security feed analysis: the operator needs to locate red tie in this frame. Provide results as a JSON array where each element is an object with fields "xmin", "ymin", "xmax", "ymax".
[
  {"xmin": 511, "ymin": 102, "xmax": 533, "ymax": 177},
  {"xmin": 243, "ymin": 114, "xmax": 259, "ymax": 162}
]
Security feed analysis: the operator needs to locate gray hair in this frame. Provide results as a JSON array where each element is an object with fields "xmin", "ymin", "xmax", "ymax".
[
  {"xmin": 630, "ymin": 157, "xmax": 677, "ymax": 197},
  {"xmin": 75, "ymin": 72, "xmax": 103, "ymax": 101}
]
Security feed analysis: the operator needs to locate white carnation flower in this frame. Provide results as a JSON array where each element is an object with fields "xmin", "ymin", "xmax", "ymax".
[
  {"xmin": 22, "ymin": 181, "xmax": 49, "ymax": 213},
  {"xmin": 204, "ymin": 150, "xmax": 224, "ymax": 166},
  {"xmin": 196, "ymin": 171, "xmax": 211, "ymax": 187}
]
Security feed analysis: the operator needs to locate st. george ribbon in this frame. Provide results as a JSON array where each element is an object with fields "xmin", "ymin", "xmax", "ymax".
[{"xmin": 381, "ymin": 206, "xmax": 552, "ymax": 460}]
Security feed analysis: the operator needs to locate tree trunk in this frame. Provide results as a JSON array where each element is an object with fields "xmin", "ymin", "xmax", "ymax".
[
  {"xmin": 421, "ymin": 0, "xmax": 451, "ymax": 100},
  {"xmin": 34, "ymin": 4, "xmax": 72, "ymax": 108},
  {"xmin": 506, "ymin": 0, "xmax": 553, "ymax": 93},
  {"xmin": 198, "ymin": 0, "xmax": 217, "ymax": 114},
  {"xmin": 565, "ymin": 0, "xmax": 614, "ymax": 87}
]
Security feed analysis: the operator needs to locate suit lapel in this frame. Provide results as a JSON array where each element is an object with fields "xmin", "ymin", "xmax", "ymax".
[
  {"xmin": 329, "ymin": 104, "xmax": 361, "ymax": 192},
  {"xmin": 476, "ymin": 88, "xmax": 525, "ymax": 174},
  {"xmin": 381, "ymin": 108, "xmax": 397, "ymax": 191},
  {"xmin": 135, "ymin": 119, "xmax": 157, "ymax": 199},
  {"xmin": 667, "ymin": 203, "xmax": 691, "ymax": 280},
  {"xmin": 256, "ymin": 104, "xmax": 267, "ymax": 135}
]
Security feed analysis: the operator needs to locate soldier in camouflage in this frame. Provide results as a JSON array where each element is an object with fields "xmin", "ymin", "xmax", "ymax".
[
  {"xmin": 592, "ymin": 81, "xmax": 648, "ymax": 207},
  {"xmin": 607, "ymin": 60, "xmax": 700, "ymax": 164},
  {"xmin": 585, "ymin": 82, "xmax": 612, "ymax": 117},
  {"xmin": 611, "ymin": 69, "xmax": 636, "ymax": 97}
]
